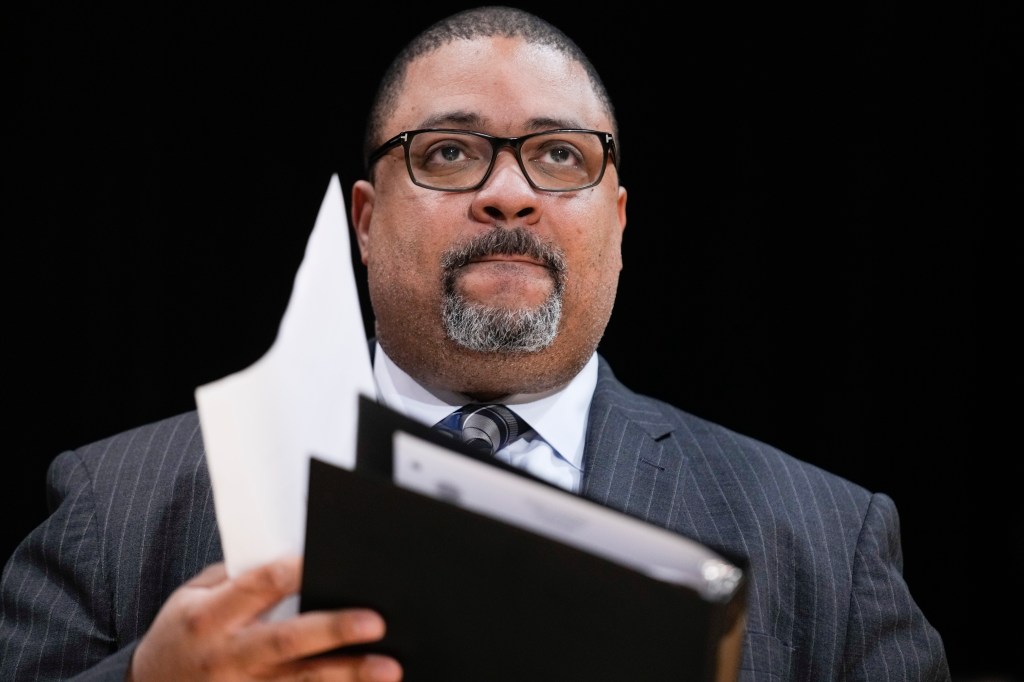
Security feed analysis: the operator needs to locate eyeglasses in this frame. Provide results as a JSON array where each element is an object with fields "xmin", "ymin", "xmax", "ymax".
[{"xmin": 366, "ymin": 128, "xmax": 617, "ymax": 192}]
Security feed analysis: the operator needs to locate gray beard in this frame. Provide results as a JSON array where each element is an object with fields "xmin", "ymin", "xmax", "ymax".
[
  {"xmin": 439, "ymin": 227, "xmax": 566, "ymax": 353},
  {"xmin": 441, "ymin": 288, "xmax": 562, "ymax": 353}
]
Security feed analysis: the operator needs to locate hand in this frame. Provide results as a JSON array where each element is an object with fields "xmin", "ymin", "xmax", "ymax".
[{"xmin": 130, "ymin": 556, "xmax": 402, "ymax": 681}]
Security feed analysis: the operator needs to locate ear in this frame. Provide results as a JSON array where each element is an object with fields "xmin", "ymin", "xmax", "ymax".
[
  {"xmin": 616, "ymin": 185, "xmax": 628, "ymax": 236},
  {"xmin": 615, "ymin": 185, "xmax": 628, "ymax": 271},
  {"xmin": 606, "ymin": 184, "xmax": 622, "ymax": 272},
  {"xmin": 351, "ymin": 179, "xmax": 375, "ymax": 265}
]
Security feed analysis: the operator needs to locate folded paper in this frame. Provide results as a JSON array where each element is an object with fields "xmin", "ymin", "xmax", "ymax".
[{"xmin": 195, "ymin": 174, "xmax": 374, "ymax": 619}]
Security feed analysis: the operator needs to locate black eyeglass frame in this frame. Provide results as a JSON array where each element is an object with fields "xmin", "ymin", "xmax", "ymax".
[{"xmin": 366, "ymin": 128, "xmax": 617, "ymax": 192}]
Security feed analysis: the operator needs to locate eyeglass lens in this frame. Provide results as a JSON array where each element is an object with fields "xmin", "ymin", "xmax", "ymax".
[{"xmin": 407, "ymin": 131, "xmax": 606, "ymax": 191}]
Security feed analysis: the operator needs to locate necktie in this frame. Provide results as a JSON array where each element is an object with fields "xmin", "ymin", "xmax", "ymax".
[{"xmin": 434, "ymin": 404, "xmax": 529, "ymax": 456}]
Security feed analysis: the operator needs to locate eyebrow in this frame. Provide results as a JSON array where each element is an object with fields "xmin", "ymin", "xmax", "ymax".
[{"xmin": 417, "ymin": 111, "xmax": 587, "ymax": 132}]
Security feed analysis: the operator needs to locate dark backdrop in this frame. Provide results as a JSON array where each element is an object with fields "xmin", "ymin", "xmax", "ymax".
[{"xmin": 5, "ymin": 3, "xmax": 1020, "ymax": 679}]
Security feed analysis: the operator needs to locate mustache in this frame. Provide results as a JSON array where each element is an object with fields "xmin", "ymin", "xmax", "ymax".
[{"xmin": 440, "ymin": 227, "xmax": 567, "ymax": 275}]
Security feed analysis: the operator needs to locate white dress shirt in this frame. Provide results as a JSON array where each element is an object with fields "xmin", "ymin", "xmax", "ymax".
[{"xmin": 372, "ymin": 343, "xmax": 597, "ymax": 492}]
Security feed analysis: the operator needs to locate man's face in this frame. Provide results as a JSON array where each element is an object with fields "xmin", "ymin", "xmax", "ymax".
[{"xmin": 352, "ymin": 36, "xmax": 628, "ymax": 400}]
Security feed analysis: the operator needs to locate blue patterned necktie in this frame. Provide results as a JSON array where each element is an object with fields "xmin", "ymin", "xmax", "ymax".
[{"xmin": 434, "ymin": 404, "xmax": 529, "ymax": 456}]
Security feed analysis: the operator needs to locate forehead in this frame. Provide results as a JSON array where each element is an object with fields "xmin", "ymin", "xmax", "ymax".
[{"xmin": 386, "ymin": 37, "xmax": 610, "ymax": 136}]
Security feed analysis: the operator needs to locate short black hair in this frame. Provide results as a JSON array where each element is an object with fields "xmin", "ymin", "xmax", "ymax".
[{"xmin": 363, "ymin": 5, "xmax": 618, "ymax": 175}]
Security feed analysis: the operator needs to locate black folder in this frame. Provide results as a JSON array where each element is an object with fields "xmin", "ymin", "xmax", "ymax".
[{"xmin": 299, "ymin": 396, "xmax": 748, "ymax": 681}]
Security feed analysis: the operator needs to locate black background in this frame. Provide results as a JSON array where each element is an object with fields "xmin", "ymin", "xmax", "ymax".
[{"xmin": 5, "ymin": 3, "xmax": 1020, "ymax": 679}]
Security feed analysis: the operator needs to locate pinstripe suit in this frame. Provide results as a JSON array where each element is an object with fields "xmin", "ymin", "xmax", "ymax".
[{"xmin": 0, "ymin": 355, "xmax": 949, "ymax": 680}]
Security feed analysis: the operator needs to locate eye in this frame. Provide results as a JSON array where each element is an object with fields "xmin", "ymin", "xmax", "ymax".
[
  {"xmin": 420, "ymin": 136, "xmax": 482, "ymax": 168},
  {"xmin": 546, "ymin": 146, "xmax": 578, "ymax": 165},
  {"xmin": 535, "ymin": 140, "xmax": 585, "ymax": 168},
  {"xmin": 434, "ymin": 143, "xmax": 466, "ymax": 163}
]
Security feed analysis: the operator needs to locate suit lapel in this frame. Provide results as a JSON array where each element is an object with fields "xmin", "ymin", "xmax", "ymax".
[
  {"xmin": 369, "ymin": 342, "xmax": 691, "ymax": 532},
  {"xmin": 580, "ymin": 356, "xmax": 683, "ymax": 529}
]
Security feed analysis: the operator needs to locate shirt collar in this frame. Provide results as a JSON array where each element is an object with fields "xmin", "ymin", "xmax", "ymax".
[{"xmin": 372, "ymin": 343, "xmax": 597, "ymax": 472}]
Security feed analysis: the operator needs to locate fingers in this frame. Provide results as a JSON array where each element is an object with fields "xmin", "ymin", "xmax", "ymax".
[
  {"xmin": 189, "ymin": 558, "xmax": 396, "ymax": 667},
  {"xmin": 280, "ymin": 654, "xmax": 403, "ymax": 682},
  {"xmin": 184, "ymin": 561, "xmax": 229, "ymax": 587},
  {"xmin": 235, "ymin": 608, "xmax": 387, "ymax": 665},
  {"xmin": 134, "ymin": 556, "xmax": 402, "ymax": 681},
  {"xmin": 356, "ymin": 655, "xmax": 403, "ymax": 682},
  {"xmin": 194, "ymin": 556, "xmax": 303, "ymax": 632}
]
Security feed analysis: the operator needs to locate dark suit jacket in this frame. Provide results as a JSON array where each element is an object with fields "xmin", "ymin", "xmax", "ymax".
[{"xmin": 0, "ymin": 355, "xmax": 949, "ymax": 680}]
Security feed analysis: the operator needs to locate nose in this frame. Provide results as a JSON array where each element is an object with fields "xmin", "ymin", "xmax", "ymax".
[{"xmin": 471, "ymin": 148, "xmax": 540, "ymax": 223}]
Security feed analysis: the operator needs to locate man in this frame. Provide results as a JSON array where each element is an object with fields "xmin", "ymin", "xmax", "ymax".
[{"xmin": 0, "ymin": 6, "xmax": 949, "ymax": 681}]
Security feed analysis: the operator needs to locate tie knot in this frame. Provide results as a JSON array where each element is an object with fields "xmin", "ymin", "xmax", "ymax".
[{"xmin": 436, "ymin": 404, "xmax": 528, "ymax": 456}]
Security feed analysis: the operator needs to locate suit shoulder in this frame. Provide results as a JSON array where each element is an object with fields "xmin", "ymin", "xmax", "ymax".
[
  {"xmin": 52, "ymin": 411, "xmax": 206, "ymax": 491},
  {"xmin": 593, "ymin": 356, "xmax": 873, "ymax": 501}
]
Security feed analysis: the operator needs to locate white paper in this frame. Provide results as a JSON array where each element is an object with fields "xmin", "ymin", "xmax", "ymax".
[
  {"xmin": 195, "ymin": 174, "xmax": 375, "ymax": 619},
  {"xmin": 393, "ymin": 432, "xmax": 744, "ymax": 602}
]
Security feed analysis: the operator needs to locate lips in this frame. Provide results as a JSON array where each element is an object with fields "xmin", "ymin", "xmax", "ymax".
[
  {"xmin": 466, "ymin": 254, "xmax": 549, "ymax": 267},
  {"xmin": 440, "ymin": 226, "xmax": 567, "ymax": 280}
]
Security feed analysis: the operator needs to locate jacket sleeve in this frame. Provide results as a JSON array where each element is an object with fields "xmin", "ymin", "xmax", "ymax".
[
  {"xmin": 0, "ymin": 449, "xmax": 136, "ymax": 681},
  {"xmin": 842, "ymin": 492, "xmax": 950, "ymax": 681}
]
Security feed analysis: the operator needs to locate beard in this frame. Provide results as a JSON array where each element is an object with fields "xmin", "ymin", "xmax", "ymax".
[{"xmin": 440, "ymin": 227, "xmax": 567, "ymax": 353}]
